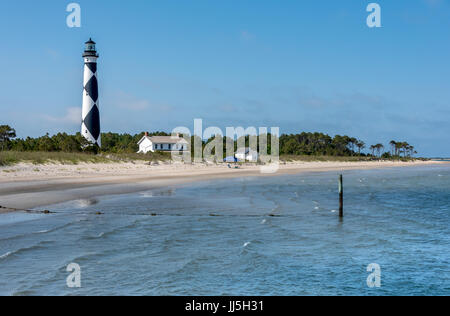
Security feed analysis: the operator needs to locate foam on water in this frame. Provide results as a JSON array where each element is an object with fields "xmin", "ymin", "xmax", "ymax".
[{"xmin": 0, "ymin": 251, "xmax": 13, "ymax": 260}]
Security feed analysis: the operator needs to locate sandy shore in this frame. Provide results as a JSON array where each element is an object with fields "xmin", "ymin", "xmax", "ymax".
[{"xmin": 0, "ymin": 160, "xmax": 447, "ymax": 211}]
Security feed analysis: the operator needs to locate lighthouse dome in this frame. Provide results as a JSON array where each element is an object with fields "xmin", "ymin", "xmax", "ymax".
[{"xmin": 83, "ymin": 38, "xmax": 98, "ymax": 57}]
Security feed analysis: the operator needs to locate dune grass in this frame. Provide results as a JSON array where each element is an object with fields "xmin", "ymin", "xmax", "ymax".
[
  {"xmin": 103, "ymin": 152, "xmax": 172, "ymax": 163},
  {"xmin": 0, "ymin": 151, "xmax": 424, "ymax": 167},
  {"xmin": 0, "ymin": 151, "xmax": 172, "ymax": 166},
  {"xmin": 0, "ymin": 151, "xmax": 111, "ymax": 166}
]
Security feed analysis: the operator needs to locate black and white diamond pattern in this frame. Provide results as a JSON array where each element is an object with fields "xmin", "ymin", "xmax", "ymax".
[{"xmin": 81, "ymin": 62, "xmax": 101, "ymax": 146}]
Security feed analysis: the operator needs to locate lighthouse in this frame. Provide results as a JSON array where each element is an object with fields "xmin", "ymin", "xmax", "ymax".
[{"xmin": 81, "ymin": 38, "xmax": 101, "ymax": 147}]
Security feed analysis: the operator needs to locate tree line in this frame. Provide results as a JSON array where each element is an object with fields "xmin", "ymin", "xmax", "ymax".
[
  {"xmin": 280, "ymin": 133, "xmax": 367, "ymax": 156},
  {"xmin": 0, "ymin": 125, "xmax": 417, "ymax": 158}
]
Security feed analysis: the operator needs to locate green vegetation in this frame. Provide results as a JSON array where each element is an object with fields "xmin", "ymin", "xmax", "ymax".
[
  {"xmin": 0, "ymin": 125, "xmax": 16, "ymax": 151},
  {"xmin": 0, "ymin": 151, "xmax": 172, "ymax": 167},
  {"xmin": 0, "ymin": 125, "xmax": 419, "ymax": 166},
  {"xmin": 388, "ymin": 140, "xmax": 417, "ymax": 158},
  {"xmin": 0, "ymin": 151, "xmax": 110, "ymax": 166},
  {"xmin": 280, "ymin": 133, "xmax": 360, "ymax": 156},
  {"xmin": 279, "ymin": 133, "xmax": 416, "ymax": 159},
  {"xmin": 104, "ymin": 151, "xmax": 172, "ymax": 163}
]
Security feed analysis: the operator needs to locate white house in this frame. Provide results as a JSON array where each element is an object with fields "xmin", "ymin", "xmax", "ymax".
[
  {"xmin": 137, "ymin": 133, "xmax": 189, "ymax": 154},
  {"xmin": 235, "ymin": 147, "xmax": 258, "ymax": 162}
]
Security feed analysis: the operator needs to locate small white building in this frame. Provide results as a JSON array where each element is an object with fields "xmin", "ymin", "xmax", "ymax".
[
  {"xmin": 235, "ymin": 147, "xmax": 258, "ymax": 162},
  {"xmin": 137, "ymin": 133, "xmax": 189, "ymax": 154}
]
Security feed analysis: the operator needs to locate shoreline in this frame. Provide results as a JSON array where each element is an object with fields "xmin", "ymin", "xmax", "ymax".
[{"xmin": 0, "ymin": 160, "xmax": 448, "ymax": 212}]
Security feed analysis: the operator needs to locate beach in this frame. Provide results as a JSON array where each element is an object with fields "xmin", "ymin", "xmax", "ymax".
[
  {"xmin": 0, "ymin": 160, "xmax": 445, "ymax": 211},
  {"xmin": 1, "ymin": 164, "xmax": 449, "ymax": 295}
]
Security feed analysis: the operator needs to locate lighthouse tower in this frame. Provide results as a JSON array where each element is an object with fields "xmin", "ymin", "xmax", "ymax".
[{"xmin": 81, "ymin": 38, "xmax": 101, "ymax": 147}]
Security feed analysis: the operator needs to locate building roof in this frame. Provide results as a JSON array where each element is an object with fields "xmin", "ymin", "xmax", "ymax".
[
  {"xmin": 138, "ymin": 135, "xmax": 189, "ymax": 145},
  {"xmin": 85, "ymin": 38, "xmax": 96, "ymax": 44},
  {"xmin": 149, "ymin": 136, "xmax": 188, "ymax": 144}
]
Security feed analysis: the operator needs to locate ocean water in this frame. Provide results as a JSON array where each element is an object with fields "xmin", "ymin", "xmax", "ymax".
[{"xmin": 1, "ymin": 166, "xmax": 449, "ymax": 296}]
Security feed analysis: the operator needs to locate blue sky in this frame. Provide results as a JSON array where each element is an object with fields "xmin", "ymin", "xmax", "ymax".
[{"xmin": 0, "ymin": 0, "xmax": 449, "ymax": 156}]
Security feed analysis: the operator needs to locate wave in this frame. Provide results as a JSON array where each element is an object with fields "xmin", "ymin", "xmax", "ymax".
[
  {"xmin": 82, "ymin": 231, "xmax": 107, "ymax": 240},
  {"xmin": 36, "ymin": 230, "xmax": 50, "ymax": 234},
  {"xmin": 0, "ymin": 251, "xmax": 13, "ymax": 259},
  {"xmin": 76, "ymin": 199, "xmax": 99, "ymax": 208},
  {"xmin": 66, "ymin": 252, "xmax": 100, "ymax": 265},
  {"xmin": 0, "ymin": 241, "xmax": 52, "ymax": 261},
  {"xmin": 161, "ymin": 254, "xmax": 220, "ymax": 278},
  {"xmin": 270, "ymin": 205, "xmax": 282, "ymax": 214},
  {"xmin": 0, "ymin": 221, "xmax": 77, "ymax": 243},
  {"xmin": 81, "ymin": 220, "xmax": 141, "ymax": 241}
]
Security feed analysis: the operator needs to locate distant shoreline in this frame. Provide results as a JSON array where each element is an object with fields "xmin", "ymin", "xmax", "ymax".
[{"xmin": 0, "ymin": 160, "xmax": 448, "ymax": 213}]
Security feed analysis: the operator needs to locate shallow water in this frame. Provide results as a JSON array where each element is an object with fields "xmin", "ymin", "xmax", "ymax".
[{"xmin": 1, "ymin": 166, "xmax": 449, "ymax": 295}]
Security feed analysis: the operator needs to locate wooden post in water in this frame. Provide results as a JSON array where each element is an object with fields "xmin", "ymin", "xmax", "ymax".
[{"xmin": 339, "ymin": 174, "xmax": 344, "ymax": 218}]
